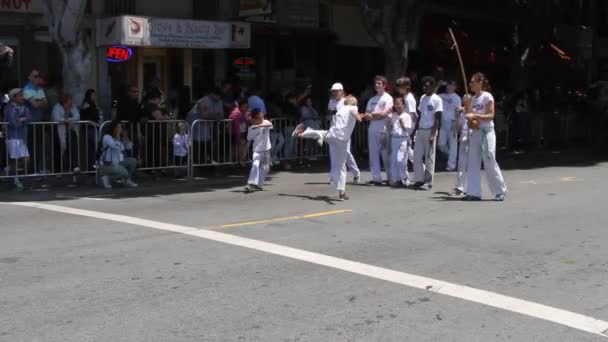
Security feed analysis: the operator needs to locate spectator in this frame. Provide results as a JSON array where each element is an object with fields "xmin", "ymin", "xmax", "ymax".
[
  {"xmin": 99, "ymin": 120, "xmax": 138, "ymax": 189},
  {"xmin": 229, "ymin": 99, "xmax": 250, "ymax": 164},
  {"xmin": 80, "ymin": 89, "xmax": 102, "ymax": 170},
  {"xmin": 221, "ymin": 81, "xmax": 236, "ymax": 117},
  {"xmin": 511, "ymin": 91, "xmax": 529, "ymax": 151},
  {"xmin": 187, "ymin": 89, "xmax": 223, "ymax": 165},
  {"xmin": 173, "ymin": 122, "xmax": 189, "ymax": 168},
  {"xmin": 142, "ymin": 89, "xmax": 169, "ymax": 169},
  {"xmin": 43, "ymin": 74, "xmax": 61, "ymax": 109},
  {"xmin": 116, "ymin": 85, "xmax": 142, "ymax": 158},
  {"xmin": 4, "ymin": 88, "xmax": 31, "ymax": 190},
  {"xmin": 116, "ymin": 85, "xmax": 142, "ymax": 125},
  {"xmin": 300, "ymin": 95, "xmax": 320, "ymax": 129},
  {"xmin": 23, "ymin": 68, "xmax": 50, "ymax": 174},
  {"xmin": 52, "ymin": 93, "xmax": 81, "ymax": 174}
]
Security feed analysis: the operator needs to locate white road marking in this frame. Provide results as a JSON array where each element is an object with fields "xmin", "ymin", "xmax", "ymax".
[
  {"xmin": 56, "ymin": 195, "xmax": 108, "ymax": 201},
  {"xmin": 7, "ymin": 202, "xmax": 608, "ymax": 338}
]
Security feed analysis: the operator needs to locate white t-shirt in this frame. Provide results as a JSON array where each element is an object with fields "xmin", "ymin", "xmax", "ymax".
[
  {"xmin": 194, "ymin": 96, "xmax": 223, "ymax": 118},
  {"xmin": 328, "ymin": 105, "xmax": 358, "ymax": 142},
  {"xmin": 390, "ymin": 112, "xmax": 412, "ymax": 138},
  {"xmin": 439, "ymin": 93, "xmax": 462, "ymax": 123},
  {"xmin": 366, "ymin": 92, "xmax": 393, "ymax": 131},
  {"xmin": 247, "ymin": 120, "xmax": 273, "ymax": 152},
  {"xmin": 404, "ymin": 93, "xmax": 417, "ymax": 115},
  {"xmin": 471, "ymin": 91, "xmax": 495, "ymax": 128},
  {"xmin": 418, "ymin": 94, "xmax": 443, "ymax": 129}
]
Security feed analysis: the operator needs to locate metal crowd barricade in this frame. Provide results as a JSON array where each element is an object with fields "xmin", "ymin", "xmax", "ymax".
[
  {"xmin": 139, "ymin": 119, "xmax": 190, "ymax": 172},
  {"xmin": 1, "ymin": 121, "xmax": 99, "ymax": 180},
  {"xmin": 190, "ymin": 119, "xmax": 238, "ymax": 169}
]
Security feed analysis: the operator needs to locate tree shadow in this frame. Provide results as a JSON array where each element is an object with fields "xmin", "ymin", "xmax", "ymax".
[
  {"xmin": 496, "ymin": 146, "xmax": 608, "ymax": 171},
  {"xmin": 0, "ymin": 171, "xmax": 251, "ymax": 203},
  {"xmin": 277, "ymin": 193, "xmax": 340, "ymax": 205}
]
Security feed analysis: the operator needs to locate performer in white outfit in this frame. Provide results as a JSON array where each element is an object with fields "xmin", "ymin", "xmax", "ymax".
[
  {"xmin": 395, "ymin": 77, "xmax": 417, "ymax": 167},
  {"xmin": 293, "ymin": 96, "xmax": 365, "ymax": 200},
  {"xmin": 327, "ymin": 83, "xmax": 361, "ymax": 184},
  {"xmin": 463, "ymin": 72, "xmax": 507, "ymax": 201},
  {"xmin": 454, "ymin": 94, "xmax": 470, "ymax": 195},
  {"xmin": 413, "ymin": 76, "xmax": 443, "ymax": 189},
  {"xmin": 365, "ymin": 76, "xmax": 394, "ymax": 185},
  {"xmin": 387, "ymin": 97, "xmax": 413, "ymax": 187},
  {"xmin": 438, "ymin": 81, "xmax": 462, "ymax": 171},
  {"xmin": 245, "ymin": 109, "xmax": 273, "ymax": 192}
]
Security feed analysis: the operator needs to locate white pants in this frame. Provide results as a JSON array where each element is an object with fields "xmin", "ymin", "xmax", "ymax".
[
  {"xmin": 329, "ymin": 140, "xmax": 360, "ymax": 181},
  {"xmin": 390, "ymin": 136, "xmax": 409, "ymax": 183},
  {"xmin": 465, "ymin": 128, "xmax": 507, "ymax": 198},
  {"xmin": 329, "ymin": 138, "xmax": 349, "ymax": 192},
  {"xmin": 455, "ymin": 134, "xmax": 469, "ymax": 191},
  {"xmin": 368, "ymin": 128, "xmax": 390, "ymax": 182},
  {"xmin": 413, "ymin": 129, "xmax": 437, "ymax": 184},
  {"xmin": 248, "ymin": 150, "xmax": 270, "ymax": 187},
  {"xmin": 438, "ymin": 123, "xmax": 458, "ymax": 169},
  {"xmin": 297, "ymin": 128, "xmax": 350, "ymax": 192}
]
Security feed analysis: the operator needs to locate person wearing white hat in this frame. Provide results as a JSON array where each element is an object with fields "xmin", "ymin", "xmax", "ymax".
[
  {"xmin": 4, "ymin": 88, "xmax": 32, "ymax": 190},
  {"xmin": 327, "ymin": 82, "xmax": 360, "ymax": 184}
]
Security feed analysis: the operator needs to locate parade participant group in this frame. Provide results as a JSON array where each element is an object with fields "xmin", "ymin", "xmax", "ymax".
[{"xmin": 286, "ymin": 72, "xmax": 507, "ymax": 202}]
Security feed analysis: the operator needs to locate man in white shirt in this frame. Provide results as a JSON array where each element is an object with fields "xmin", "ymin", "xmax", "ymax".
[
  {"xmin": 327, "ymin": 82, "xmax": 361, "ymax": 184},
  {"xmin": 438, "ymin": 81, "xmax": 462, "ymax": 171},
  {"xmin": 187, "ymin": 89, "xmax": 223, "ymax": 164},
  {"xmin": 365, "ymin": 76, "xmax": 393, "ymax": 185},
  {"xmin": 413, "ymin": 76, "xmax": 443, "ymax": 189}
]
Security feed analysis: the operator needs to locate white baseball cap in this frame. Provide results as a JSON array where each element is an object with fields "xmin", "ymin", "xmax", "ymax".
[
  {"xmin": 330, "ymin": 83, "xmax": 344, "ymax": 91},
  {"xmin": 8, "ymin": 88, "xmax": 22, "ymax": 99}
]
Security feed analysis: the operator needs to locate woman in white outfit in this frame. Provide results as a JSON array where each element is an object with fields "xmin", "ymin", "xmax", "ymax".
[
  {"xmin": 463, "ymin": 73, "xmax": 507, "ymax": 201},
  {"xmin": 293, "ymin": 95, "xmax": 365, "ymax": 201}
]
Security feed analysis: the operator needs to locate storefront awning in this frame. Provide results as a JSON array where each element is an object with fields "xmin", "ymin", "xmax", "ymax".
[{"xmin": 96, "ymin": 16, "xmax": 251, "ymax": 49}]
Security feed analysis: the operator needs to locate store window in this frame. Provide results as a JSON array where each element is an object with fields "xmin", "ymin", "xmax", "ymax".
[
  {"xmin": 0, "ymin": 38, "xmax": 20, "ymax": 92},
  {"xmin": 104, "ymin": 0, "xmax": 136, "ymax": 15}
]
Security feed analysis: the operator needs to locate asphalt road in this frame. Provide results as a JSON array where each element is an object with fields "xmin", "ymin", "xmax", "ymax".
[{"xmin": 1, "ymin": 154, "xmax": 608, "ymax": 342}]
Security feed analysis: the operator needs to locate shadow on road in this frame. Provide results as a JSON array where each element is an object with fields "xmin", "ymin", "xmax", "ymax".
[{"xmin": 278, "ymin": 193, "xmax": 340, "ymax": 205}]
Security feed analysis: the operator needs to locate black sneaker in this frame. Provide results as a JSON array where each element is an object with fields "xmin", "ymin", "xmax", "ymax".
[{"xmin": 462, "ymin": 195, "xmax": 482, "ymax": 201}]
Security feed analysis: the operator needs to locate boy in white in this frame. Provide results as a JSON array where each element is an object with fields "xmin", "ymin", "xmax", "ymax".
[
  {"xmin": 463, "ymin": 72, "xmax": 507, "ymax": 201},
  {"xmin": 438, "ymin": 81, "xmax": 462, "ymax": 171},
  {"xmin": 387, "ymin": 97, "xmax": 413, "ymax": 187},
  {"xmin": 327, "ymin": 83, "xmax": 361, "ymax": 183},
  {"xmin": 365, "ymin": 76, "xmax": 393, "ymax": 185},
  {"xmin": 395, "ymin": 77, "xmax": 417, "ymax": 165},
  {"xmin": 413, "ymin": 76, "xmax": 443, "ymax": 189},
  {"xmin": 293, "ymin": 96, "xmax": 365, "ymax": 200},
  {"xmin": 245, "ymin": 109, "xmax": 273, "ymax": 192}
]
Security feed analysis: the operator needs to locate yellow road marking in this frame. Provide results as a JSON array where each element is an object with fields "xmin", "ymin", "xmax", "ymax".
[{"xmin": 205, "ymin": 209, "xmax": 353, "ymax": 230}]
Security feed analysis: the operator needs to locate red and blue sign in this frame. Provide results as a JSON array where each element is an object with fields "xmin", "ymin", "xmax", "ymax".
[{"xmin": 106, "ymin": 46, "xmax": 133, "ymax": 63}]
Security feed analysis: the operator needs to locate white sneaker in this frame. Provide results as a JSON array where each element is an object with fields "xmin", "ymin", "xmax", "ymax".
[
  {"xmin": 125, "ymin": 179, "xmax": 138, "ymax": 188},
  {"xmin": 101, "ymin": 176, "xmax": 112, "ymax": 189}
]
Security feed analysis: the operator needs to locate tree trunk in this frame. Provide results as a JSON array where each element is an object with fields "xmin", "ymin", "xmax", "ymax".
[
  {"xmin": 60, "ymin": 41, "xmax": 91, "ymax": 105},
  {"xmin": 383, "ymin": 47, "xmax": 406, "ymax": 81},
  {"xmin": 41, "ymin": 0, "xmax": 90, "ymax": 105}
]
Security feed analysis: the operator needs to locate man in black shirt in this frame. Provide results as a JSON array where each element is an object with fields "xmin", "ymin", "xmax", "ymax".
[{"xmin": 116, "ymin": 85, "xmax": 142, "ymax": 159}]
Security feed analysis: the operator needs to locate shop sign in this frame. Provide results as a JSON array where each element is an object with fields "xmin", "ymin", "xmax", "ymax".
[
  {"xmin": 0, "ymin": 0, "xmax": 44, "ymax": 14},
  {"xmin": 97, "ymin": 16, "xmax": 251, "ymax": 49},
  {"xmin": 106, "ymin": 45, "xmax": 133, "ymax": 62}
]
